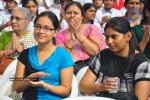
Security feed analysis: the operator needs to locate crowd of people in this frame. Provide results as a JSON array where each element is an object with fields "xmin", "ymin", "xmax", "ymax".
[{"xmin": 0, "ymin": 0, "xmax": 149, "ymax": 100}]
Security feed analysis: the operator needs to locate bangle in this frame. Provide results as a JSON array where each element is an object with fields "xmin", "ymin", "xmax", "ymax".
[
  {"xmin": 43, "ymin": 83, "xmax": 50, "ymax": 91},
  {"xmin": 81, "ymin": 38, "xmax": 87, "ymax": 44}
]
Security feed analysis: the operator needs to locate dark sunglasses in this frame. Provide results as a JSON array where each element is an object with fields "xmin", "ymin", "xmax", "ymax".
[{"xmin": 10, "ymin": 16, "xmax": 26, "ymax": 21}]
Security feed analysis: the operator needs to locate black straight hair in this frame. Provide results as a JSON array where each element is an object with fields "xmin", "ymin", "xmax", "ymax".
[
  {"xmin": 83, "ymin": 3, "xmax": 97, "ymax": 24},
  {"xmin": 22, "ymin": 0, "xmax": 38, "ymax": 16},
  {"xmin": 104, "ymin": 17, "xmax": 140, "ymax": 72},
  {"xmin": 64, "ymin": 1, "xmax": 84, "ymax": 17},
  {"xmin": 34, "ymin": 11, "xmax": 59, "ymax": 30},
  {"xmin": 104, "ymin": 17, "xmax": 140, "ymax": 55}
]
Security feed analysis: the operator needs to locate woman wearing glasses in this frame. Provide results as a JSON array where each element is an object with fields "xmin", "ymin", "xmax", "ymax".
[
  {"xmin": 0, "ymin": 7, "xmax": 37, "ymax": 74},
  {"xmin": 13, "ymin": 11, "xmax": 75, "ymax": 100}
]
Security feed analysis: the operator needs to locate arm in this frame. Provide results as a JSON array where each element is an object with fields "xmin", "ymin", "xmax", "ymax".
[
  {"xmin": 100, "ymin": 16, "xmax": 110, "ymax": 27},
  {"xmin": 135, "ymin": 81, "xmax": 150, "ymax": 100},
  {"xmin": 79, "ymin": 68, "xmax": 118, "ymax": 94},
  {"xmin": 71, "ymin": 18, "xmax": 100, "ymax": 56},
  {"xmin": 74, "ymin": 32, "xmax": 100, "ymax": 56},
  {"xmin": 0, "ymin": 49, "xmax": 14, "ymax": 60},
  {"xmin": 0, "ymin": 21, "xmax": 11, "ymax": 31},
  {"xmin": 134, "ymin": 61, "xmax": 150, "ymax": 100},
  {"xmin": 44, "ymin": 67, "xmax": 73, "ymax": 97},
  {"xmin": 139, "ymin": 25, "xmax": 150, "ymax": 52},
  {"xmin": 79, "ymin": 68, "xmax": 105, "ymax": 94},
  {"xmin": 13, "ymin": 60, "xmax": 30, "ymax": 93},
  {"xmin": 13, "ymin": 61, "xmax": 49, "ymax": 93}
]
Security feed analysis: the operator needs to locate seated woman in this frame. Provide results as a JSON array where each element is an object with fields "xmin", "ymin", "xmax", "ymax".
[
  {"xmin": 22, "ymin": 0, "xmax": 38, "ymax": 22},
  {"xmin": 56, "ymin": 1, "xmax": 106, "ymax": 75},
  {"xmin": 132, "ymin": 1, "xmax": 150, "ymax": 60},
  {"xmin": 13, "ymin": 11, "xmax": 75, "ymax": 100},
  {"xmin": 123, "ymin": 0, "xmax": 142, "ymax": 27},
  {"xmin": 79, "ymin": 17, "xmax": 150, "ymax": 100},
  {"xmin": 0, "ymin": 7, "xmax": 37, "ymax": 74},
  {"xmin": 83, "ymin": 3, "xmax": 101, "ymax": 30},
  {"xmin": 22, "ymin": 0, "xmax": 39, "ymax": 31}
]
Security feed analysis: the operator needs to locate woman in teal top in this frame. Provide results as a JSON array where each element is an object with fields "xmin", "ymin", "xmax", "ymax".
[
  {"xmin": 13, "ymin": 11, "xmax": 75, "ymax": 100},
  {"xmin": 132, "ymin": 1, "xmax": 150, "ymax": 60}
]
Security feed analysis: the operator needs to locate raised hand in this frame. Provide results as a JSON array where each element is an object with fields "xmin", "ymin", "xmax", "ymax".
[
  {"xmin": 5, "ymin": 20, "xmax": 11, "ymax": 27},
  {"xmin": 26, "ymin": 72, "xmax": 50, "ymax": 87},
  {"xmin": 12, "ymin": 32, "xmax": 24, "ymax": 52},
  {"xmin": 101, "ymin": 15, "xmax": 111, "ymax": 27},
  {"xmin": 12, "ymin": 32, "xmax": 16, "ymax": 52},
  {"xmin": 143, "ymin": 25, "xmax": 150, "ymax": 42}
]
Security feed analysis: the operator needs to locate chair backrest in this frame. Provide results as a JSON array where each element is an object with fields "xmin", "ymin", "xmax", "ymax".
[
  {"xmin": 75, "ymin": 66, "xmax": 89, "ymax": 96},
  {"xmin": 76, "ymin": 66, "xmax": 88, "ymax": 83},
  {"xmin": 0, "ymin": 94, "xmax": 13, "ymax": 100},
  {"xmin": 0, "ymin": 59, "xmax": 17, "ymax": 94},
  {"xmin": 67, "ymin": 74, "xmax": 79, "ymax": 98}
]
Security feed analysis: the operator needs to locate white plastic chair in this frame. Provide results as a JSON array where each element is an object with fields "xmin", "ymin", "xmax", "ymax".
[
  {"xmin": 0, "ymin": 94, "xmax": 13, "ymax": 100},
  {"xmin": 76, "ymin": 66, "xmax": 89, "ymax": 96},
  {"xmin": 67, "ymin": 74, "xmax": 79, "ymax": 98},
  {"xmin": 0, "ymin": 60, "xmax": 18, "ymax": 96},
  {"xmin": 76, "ymin": 66, "xmax": 89, "ymax": 83}
]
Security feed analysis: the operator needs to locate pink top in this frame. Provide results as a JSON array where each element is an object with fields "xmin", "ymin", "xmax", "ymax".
[{"xmin": 56, "ymin": 24, "xmax": 106, "ymax": 62}]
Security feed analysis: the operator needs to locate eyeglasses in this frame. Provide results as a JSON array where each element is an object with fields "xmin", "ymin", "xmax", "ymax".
[
  {"xmin": 10, "ymin": 16, "xmax": 26, "ymax": 22},
  {"xmin": 33, "ymin": 25, "xmax": 55, "ymax": 33},
  {"xmin": 129, "ymin": 2, "xmax": 140, "ymax": 5}
]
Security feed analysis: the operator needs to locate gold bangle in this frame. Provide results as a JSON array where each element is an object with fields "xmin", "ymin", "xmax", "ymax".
[{"xmin": 81, "ymin": 38, "xmax": 87, "ymax": 44}]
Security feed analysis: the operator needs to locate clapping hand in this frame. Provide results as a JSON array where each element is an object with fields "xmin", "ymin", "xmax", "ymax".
[
  {"xmin": 69, "ymin": 17, "xmax": 82, "ymax": 36},
  {"xmin": 12, "ymin": 32, "xmax": 24, "ymax": 52},
  {"xmin": 101, "ymin": 15, "xmax": 110, "ymax": 26},
  {"xmin": 26, "ymin": 72, "xmax": 50, "ymax": 87},
  {"xmin": 143, "ymin": 25, "xmax": 150, "ymax": 42}
]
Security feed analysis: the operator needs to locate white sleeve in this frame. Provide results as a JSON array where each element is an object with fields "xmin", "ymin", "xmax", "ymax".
[{"xmin": 44, "ymin": 0, "xmax": 54, "ymax": 8}]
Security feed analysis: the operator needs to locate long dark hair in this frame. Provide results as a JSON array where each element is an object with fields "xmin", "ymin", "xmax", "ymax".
[
  {"xmin": 105, "ymin": 17, "xmax": 140, "ymax": 55},
  {"xmin": 22, "ymin": 0, "xmax": 38, "ymax": 16},
  {"xmin": 83, "ymin": 3, "xmax": 97, "ymax": 24},
  {"xmin": 104, "ymin": 17, "xmax": 140, "ymax": 72}
]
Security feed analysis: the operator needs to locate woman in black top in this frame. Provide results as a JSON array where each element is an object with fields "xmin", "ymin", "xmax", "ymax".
[{"xmin": 79, "ymin": 17, "xmax": 150, "ymax": 100}]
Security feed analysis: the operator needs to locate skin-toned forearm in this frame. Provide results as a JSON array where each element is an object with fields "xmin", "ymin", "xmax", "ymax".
[
  {"xmin": 139, "ymin": 35, "xmax": 149, "ymax": 52},
  {"xmin": 74, "ymin": 33, "xmax": 100, "ymax": 55},
  {"xmin": 13, "ymin": 80, "xmax": 31, "ymax": 93},
  {"xmin": 79, "ymin": 82, "xmax": 104, "ymax": 94},
  {"xmin": 43, "ymin": 84, "xmax": 71, "ymax": 97},
  {"xmin": 0, "ymin": 24, "xmax": 7, "ymax": 31},
  {"xmin": 135, "ymin": 81, "xmax": 150, "ymax": 100}
]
